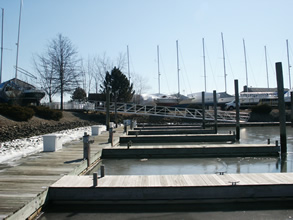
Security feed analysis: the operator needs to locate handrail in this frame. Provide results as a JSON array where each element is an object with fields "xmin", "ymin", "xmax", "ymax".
[{"xmin": 85, "ymin": 101, "xmax": 250, "ymax": 122}]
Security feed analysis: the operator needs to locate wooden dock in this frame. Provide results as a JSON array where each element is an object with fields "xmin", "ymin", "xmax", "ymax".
[
  {"xmin": 128, "ymin": 129, "xmax": 216, "ymax": 135},
  {"xmin": 102, "ymin": 143, "xmax": 280, "ymax": 158},
  {"xmin": 49, "ymin": 173, "xmax": 293, "ymax": 204},
  {"xmin": 0, "ymin": 124, "xmax": 284, "ymax": 219},
  {"xmin": 120, "ymin": 134, "xmax": 237, "ymax": 144},
  {"xmin": 0, "ymin": 126, "xmax": 123, "ymax": 220}
]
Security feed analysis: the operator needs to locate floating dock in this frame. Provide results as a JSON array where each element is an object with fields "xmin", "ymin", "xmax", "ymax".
[
  {"xmin": 102, "ymin": 143, "xmax": 280, "ymax": 158},
  {"xmin": 120, "ymin": 134, "xmax": 236, "ymax": 144},
  {"xmin": 0, "ymin": 123, "xmax": 284, "ymax": 219},
  {"xmin": 49, "ymin": 173, "xmax": 293, "ymax": 204}
]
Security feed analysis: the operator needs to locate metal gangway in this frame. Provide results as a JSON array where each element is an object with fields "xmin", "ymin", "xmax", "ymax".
[{"xmin": 85, "ymin": 101, "xmax": 250, "ymax": 123}]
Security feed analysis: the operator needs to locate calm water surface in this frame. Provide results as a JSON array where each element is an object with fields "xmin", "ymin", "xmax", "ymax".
[{"xmin": 91, "ymin": 126, "xmax": 293, "ymax": 175}]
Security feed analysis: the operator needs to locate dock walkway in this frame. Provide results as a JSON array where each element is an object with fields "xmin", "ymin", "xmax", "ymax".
[
  {"xmin": 50, "ymin": 173, "xmax": 293, "ymax": 203},
  {"xmin": 0, "ymin": 126, "xmax": 123, "ymax": 220}
]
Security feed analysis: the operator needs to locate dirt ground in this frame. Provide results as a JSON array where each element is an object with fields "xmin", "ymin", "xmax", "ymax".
[{"xmin": 0, "ymin": 111, "xmax": 104, "ymax": 142}]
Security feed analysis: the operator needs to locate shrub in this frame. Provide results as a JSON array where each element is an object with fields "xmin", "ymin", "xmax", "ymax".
[
  {"xmin": 29, "ymin": 105, "xmax": 63, "ymax": 121},
  {"xmin": 0, "ymin": 103, "xmax": 34, "ymax": 121},
  {"xmin": 251, "ymin": 104, "xmax": 272, "ymax": 114}
]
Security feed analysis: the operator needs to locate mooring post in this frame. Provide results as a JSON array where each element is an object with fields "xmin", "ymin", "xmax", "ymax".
[
  {"xmin": 268, "ymin": 139, "xmax": 270, "ymax": 145},
  {"xmin": 83, "ymin": 132, "xmax": 89, "ymax": 160},
  {"xmin": 106, "ymin": 85, "xmax": 110, "ymax": 131},
  {"xmin": 124, "ymin": 122, "xmax": 127, "ymax": 134},
  {"xmin": 83, "ymin": 132, "xmax": 91, "ymax": 167},
  {"xmin": 275, "ymin": 62, "xmax": 287, "ymax": 156},
  {"xmin": 108, "ymin": 127, "xmax": 113, "ymax": 146},
  {"xmin": 101, "ymin": 165, "xmax": 105, "ymax": 177},
  {"xmin": 213, "ymin": 90, "xmax": 218, "ymax": 133},
  {"xmin": 202, "ymin": 91, "xmax": 206, "ymax": 129},
  {"xmin": 93, "ymin": 172, "xmax": 98, "ymax": 186},
  {"xmin": 130, "ymin": 119, "xmax": 133, "ymax": 130},
  {"xmin": 234, "ymin": 79, "xmax": 240, "ymax": 141},
  {"xmin": 291, "ymin": 91, "xmax": 293, "ymax": 127}
]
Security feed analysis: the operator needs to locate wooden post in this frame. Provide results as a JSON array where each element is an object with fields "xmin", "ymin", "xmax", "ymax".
[
  {"xmin": 108, "ymin": 127, "xmax": 113, "ymax": 146},
  {"xmin": 106, "ymin": 85, "xmax": 110, "ymax": 131},
  {"xmin": 83, "ymin": 132, "xmax": 90, "ymax": 167},
  {"xmin": 93, "ymin": 172, "xmax": 98, "ymax": 186},
  {"xmin": 276, "ymin": 62, "xmax": 287, "ymax": 155},
  {"xmin": 213, "ymin": 90, "xmax": 218, "ymax": 133},
  {"xmin": 281, "ymin": 155, "xmax": 287, "ymax": 173},
  {"xmin": 202, "ymin": 91, "xmax": 205, "ymax": 129},
  {"xmin": 101, "ymin": 165, "xmax": 105, "ymax": 177},
  {"xmin": 234, "ymin": 80, "xmax": 240, "ymax": 141},
  {"xmin": 291, "ymin": 91, "xmax": 293, "ymax": 127},
  {"xmin": 83, "ymin": 132, "xmax": 89, "ymax": 160}
]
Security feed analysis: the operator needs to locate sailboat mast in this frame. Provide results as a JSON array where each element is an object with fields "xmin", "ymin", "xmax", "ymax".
[
  {"xmin": 15, "ymin": 0, "xmax": 23, "ymax": 80},
  {"xmin": 127, "ymin": 45, "xmax": 130, "ymax": 83},
  {"xmin": 202, "ymin": 38, "xmax": 207, "ymax": 92},
  {"xmin": 176, "ymin": 40, "xmax": 180, "ymax": 96},
  {"xmin": 0, "ymin": 8, "xmax": 4, "ymax": 84},
  {"xmin": 221, "ymin": 33, "xmax": 227, "ymax": 93},
  {"xmin": 286, "ymin": 39, "xmax": 291, "ymax": 90},
  {"xmin": 157, "ymin": 45, "xmax": 161, "ymax": 94},
  {"xmin": 264, "ymin": 46, "xmax": 269, "ymax": 88},
  {"xmin": 243, "ymin": 39, "xmax": 248, "ymax": 90}
]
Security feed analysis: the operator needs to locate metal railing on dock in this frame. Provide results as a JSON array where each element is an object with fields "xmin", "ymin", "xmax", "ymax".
[{"xmin": 85, "ymin": 101, "xmax": 250, "ymax": 122}]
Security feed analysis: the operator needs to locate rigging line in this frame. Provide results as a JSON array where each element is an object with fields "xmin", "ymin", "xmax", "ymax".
[
  {"xmin": 159, "ymin": 50, "xmax": 171, "ymax": 94},
  {"xmin": 267, "ymin": 51, "xmax": 277, "ymax": 87},
  {"xmin": 206, "ymin": 45, "xmax": 218, "ymax": 92},
  {"xmin": 224, "ymin": 48, "xmax": 235, "ymax": 87},
  {"xmin": 178, "ymin": 46, "xmax": 192, "ymax": 94},
  {"xmin": 246, "ymin": 53, "xmax": 258, "ymax": 87}
]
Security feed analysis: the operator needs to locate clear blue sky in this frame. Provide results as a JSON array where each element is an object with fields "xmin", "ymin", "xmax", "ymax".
[{"xmin": 1, "ymin": 0, "xmax": 293, "ymax": 100}]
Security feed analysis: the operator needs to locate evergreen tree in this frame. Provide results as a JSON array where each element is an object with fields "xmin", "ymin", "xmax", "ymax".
[
  {"xmin": 71, "ymin": 87, "xmax": 87, "ymax": 101},
  {"xmin": 101, "ymin": 67, "xmax": 134, "ymax": 102}
]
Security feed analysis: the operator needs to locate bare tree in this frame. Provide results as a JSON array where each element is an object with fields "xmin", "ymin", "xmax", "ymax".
[
  {"xmin": 35, "ymin": 34, "xmax": 81, "ymax": 109},
  {"xmin": 34, "ymin": 55, "xmax": 58, "ymax": 102}
]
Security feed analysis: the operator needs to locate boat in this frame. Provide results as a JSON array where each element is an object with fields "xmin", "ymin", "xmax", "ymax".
[
  {"xmin": 154, "ymin": 94, "xmax": 188, "ymax": 107},
  {"xmin": 0, "ymin": 78, "xmax": 45, "ymax": 105},
  {"xmin": 225, "ymin": 87, "xmax": 282, "ymax": 110},
  {"xmin": 178, "ymin": 92, "xmax": 219, "ymax": 108}
]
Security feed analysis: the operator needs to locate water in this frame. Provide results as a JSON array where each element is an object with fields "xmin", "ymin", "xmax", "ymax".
[
  {"xmin": 89, "ymin": 126, "xmax": 293, "ymax": 175},
  {"xmin": 40, "ymin": 126, "xmax": 293, "ymax": 220}
]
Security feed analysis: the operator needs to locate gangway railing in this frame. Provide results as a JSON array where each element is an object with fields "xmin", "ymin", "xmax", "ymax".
[{"xmin": 85, "ymin": 101, "xmax": 250, "ymax": 122}]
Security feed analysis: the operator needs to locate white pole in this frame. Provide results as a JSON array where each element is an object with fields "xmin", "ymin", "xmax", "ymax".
[
  {"xmin": 15, "ymin": 0, "xmax": 23, "ymax": 80},
  {"xmin": 202, "ymin": 38, "xmax": 206, "ymax": 92},
  {"xmin": 243, "ymin": 39, "xmax": 248, "ymax": 89},
  {"xmin": 287, "ymin": 39, "xmax": 291, "ymax": 90},
  {"xmin": 221, "ymin": 33, "xmax": 227, "ymax": 93},
  {"xmin": 127, "ymin": 45, "xmax": 130, "ymax": 83},
  {"xmin": 176, "ymin": 40, "xmax": 180, "ymax": 97},
  {"xmin": 157, "ymin": 45, "xmax": 160, "ymax": 94},
  {"xmin": 0, "ymin": 8, "xmax": 4, "ymax": 83},
  {"xmin": 265, "ymin": 46, "xmax": 269, "ymax": 88}
]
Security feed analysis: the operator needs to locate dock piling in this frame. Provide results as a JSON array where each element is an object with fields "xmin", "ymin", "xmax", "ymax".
[
  {"xmin": 276, "ymin": 62, "xmax": 287, "ymax": 155},
  {"xmin": 234, "ymin": 79, "xmax": 240, "ymax": 141},
  {"xmin": 108, "ymin": 128, "xmax": 114, "ymax": 146},
  {"xmin": 93, "ymin": 172, "xmax": 98, "ymax": 186},
  {"xmin": 291, "ymin": 91, "xmax": 293, "ymax": 127},
  {"xmin": 101, "ymin": 165, "xmax": 105, "ymax": 177},
  {"xmin": 202, "ymin": 91, "xmax": 206, "ymax": 129},
  {"xmin": 213, "ymin": 90, "xmax": 218, "ymax": 133}
]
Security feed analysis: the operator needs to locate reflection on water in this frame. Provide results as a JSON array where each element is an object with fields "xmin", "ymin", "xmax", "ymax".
[{"xmin": 90, "ymin": 126, "xmax": 293, "ymax": 175}]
